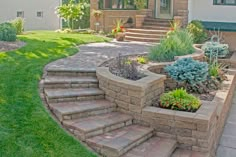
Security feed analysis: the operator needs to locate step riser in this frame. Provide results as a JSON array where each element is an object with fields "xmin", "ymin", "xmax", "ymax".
[
  {"xmin": 46, "ymin": 95, "xmax": 105, "ymax": 103},
  {"xmin": 47, "ymin": 71, "xmax": 96, "ymax": 77},
  {"xmin": 43, "ymin": 83, "xmax": 98, "ymax": 89},
  {"xmin": 127, "ymin": 30, "xmax": 167, "ymax": 35},
  {"xmin": 88, "ymin": 131, "xmax": 153, "ymax": 157},
  {"xmin": 125, "ymin": 37, "xmax": 160, "ymax": 43},
  {"xmin": 143, "ymin": 22, "xmax": 170, "ymax": 26},
  {"xmin": 52, "ymin": 106, "xmax": 116, "ymax": 121},
  {"xmin": 142, "ymin": 26, "xmax": 170, "ymax": 30},
  {"xmin": 144, "ymin": 19, "xmax": 172, "ymax": 23},
  {"xmin": 126, "ymin": 33, "xmax": 165, "ymax": 38},
  {"xmin": 67, "ymin": 119, "xmax": 132, "ymax": 141}
]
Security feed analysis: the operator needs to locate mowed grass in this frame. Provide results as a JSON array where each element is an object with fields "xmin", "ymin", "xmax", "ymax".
[{"xmin": 0, "ymin": 31, "xmax": 109, "ymax": 157}]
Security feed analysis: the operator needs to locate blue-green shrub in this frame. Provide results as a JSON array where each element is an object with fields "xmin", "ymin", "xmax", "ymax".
[
  {"xmin": 149, "ymin": 29, "xmax": 194, "ymax": 62},
  {"xmin": 165, "ymin": 58, "xmax": 208, "ymax": 86},
  {"xmin": 0, "ymin": 22, "xmax": 17, "ymax": 41},
  {"xmin": 202, "ymin": 41, "xmax": 229, "ymax": 58}
]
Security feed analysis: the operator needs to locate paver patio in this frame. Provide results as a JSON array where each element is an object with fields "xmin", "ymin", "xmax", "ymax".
[{"xmin": 46, "ymin": 41, "xmax": 151, "ymax": 71}]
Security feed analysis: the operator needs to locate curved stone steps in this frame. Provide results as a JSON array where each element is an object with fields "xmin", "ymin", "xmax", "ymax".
[
  {"xmin": 63, "ymin": 112, "xmax": 132, "ymax": 141},
  {"xmin": 49, "ymin": 100, "xmax": 116, "ymax": 121},
  {"xmin": 122, "ymin": 137, "xmax": 177, "ymax": 157},
  {"xmin": 171, "ymin": 148, "xmax": 210, "ymax": 157},
  {"xmin": 43, "ymin": 76, "xmax": 98, "ymax": 88},
  {"xmin": 86, "ymin": 125, "xmax": 154, "ymax": 157},
  {"xmin": 46, "ymin": 68, "xmax": 96, "ymax": 77},
  {"xmin": 45, "ymin": 88, "xmax": 104, "ymax": 103}
]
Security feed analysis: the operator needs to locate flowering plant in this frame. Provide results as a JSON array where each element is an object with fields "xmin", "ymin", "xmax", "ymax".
[{"xmin": 112, "ymin": 19, "xmax": 125, "ymax": 36}]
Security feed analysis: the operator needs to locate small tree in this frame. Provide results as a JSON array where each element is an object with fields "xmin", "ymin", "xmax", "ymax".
[{"xmin": 56, "ymin": 0, "xmax": 88, "ymax": 29}]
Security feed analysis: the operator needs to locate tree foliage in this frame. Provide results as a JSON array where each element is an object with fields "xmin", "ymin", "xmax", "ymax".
[{"xmin": 56, "ymin": 0, "xmax": 89, "ymax": 29}]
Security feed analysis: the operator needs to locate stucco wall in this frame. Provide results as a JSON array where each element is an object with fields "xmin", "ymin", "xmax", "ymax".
[
  {"xmin": 0, "ymin": 0, "xmax": 61, "ymax": 30},
  {"xmin": 189, "ymin": 0, "xmax": 236, "ymax": 22}
]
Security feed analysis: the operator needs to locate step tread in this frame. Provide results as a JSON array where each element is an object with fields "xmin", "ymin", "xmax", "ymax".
[
  {"xmin": 87, "ymin": 125, "xmax": 153, "ymax": 153},
  {"xmin": 46, "ymin": 67, "xmax": 96, "ymax": 73},
  {"xmin": 63, "ymin": 112, "xmax": 132, "ymax": 133},
  {"xmin": 127, "ymin": 28, "xmax": 168, "ymax": 33},
  {"xmin": 44, "ymin": 76, "xmax": 98, "ymax": 84},
  {"xmin": 122, "ymin": 137, "xmax": 177, "ymax": 157},
  {"xmin": 171, "ymin": 148, "xmax": 210, "ymax": 157},
  {"xmin": 126, "ymin": 32, "xmax": 165, "ymax": 37},
  {"xmin": 49, "ymin": 100, "xmax": 115, "ymax": 115},
  {"xmin": 125, "ymin": 35, "xmax": 162, "ymax": 42},
  {"xmin": 45, "ymin": 88, "xmax": 104, "ymax": 98}
]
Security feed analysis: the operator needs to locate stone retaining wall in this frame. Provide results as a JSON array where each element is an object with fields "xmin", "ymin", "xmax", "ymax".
[
  {"xmin": 96, "ymin": 67, "xmax": 166, "ymax": 114},
  {"xmin": 141, "ymin": 75, "xmax": 236, "ymax": 156},
  {"xmin": 96, "ymin": 45, "xmax": 236, "ymax": 155}
]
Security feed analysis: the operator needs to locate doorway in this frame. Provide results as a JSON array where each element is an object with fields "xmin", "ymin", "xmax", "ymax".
[{"xmin": 155, "ymin": 0, "xmax": 173, "ymax": 19}]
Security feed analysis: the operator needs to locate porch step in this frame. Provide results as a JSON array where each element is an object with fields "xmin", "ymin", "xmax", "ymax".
[
  {"xmin": 126, "ymin": 32, "xmax": 165, "ymax": 38},
  {"xmin": 43, "ymin": 76, "xmax": 98, "ymax": 88},
  {"xmin": 63, "ymin": 112, "xmax": 132, "ymax": 140},
  {"xmin": 46, "ymin": 67, "xmax": 96, "ymax": 77},
  {"xmin": 126, "ymin": 28, "xmax": 168, "ymax": 35},
  {"xmin": 143, "ymin": 21, "xmax": 171, "ymax": 27},
  {"xmin": 122, "ymin": 137, "xmax": 177, "ymax": 157},
  {"xmin": 142, "ymin": 25, "xmax": 170, "ymax": 30},
  {"xmin": 87, "ymin": 125, "xmax": 154, "ymax": 157},
  {"xmin": 49, "ymin": 100, "xmax": 116, "ymax": 121},
  {"xmin": 144, "ymin": 18, "xmax": 172, "ymax": 23},
  {"xmin": 45, "ymin": 88, "xmax": 104, "ymax": 103},
  {"xmin": 171, "ymin": 148, "xmax": 210, "ymax": 157},
  {"xmin": 125, "ymin": 36, "xmax": 160, "ymax": 43}
]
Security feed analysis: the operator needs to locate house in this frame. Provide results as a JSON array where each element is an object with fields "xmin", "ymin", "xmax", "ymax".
[
  {"xmin": 90, "ymin": 0, "xmax": 236, "ymax": 50},
  {"xmin": 0, "ymin": 0, "xmax": 62, "ymax": 30}
]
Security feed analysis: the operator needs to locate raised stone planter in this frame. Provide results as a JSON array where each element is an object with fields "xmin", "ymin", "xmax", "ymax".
[
  {"xmin": 96, "ymin": 67, "xmax": 166, "ymax": 114},
  {"xmin": 96, "ymin": 44, "xmax": 236, "ymax": 156},
  {"xmin": 142, "ymin": 75, "xmax": 236, "ymax": 156}
]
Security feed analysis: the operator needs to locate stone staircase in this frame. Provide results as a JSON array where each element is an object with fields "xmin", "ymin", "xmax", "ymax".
[
  {"xmin": 41, "ymin": 68, "xmax": 208, "ymax": 157},
  {"xmin": 125, "ymin": 18, "xmax": 172, "ymax": 43}
]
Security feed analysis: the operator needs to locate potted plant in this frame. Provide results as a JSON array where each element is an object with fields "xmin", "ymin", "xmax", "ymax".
[
  {"xmin": 92, "ymin": 9, "xmax": 103, "ymax": 21},
  {"xmin": 134, "ymin": 0, "xmax": 151, "ymax": 16},
  {"xmin": 112, "ymin": 19, "xmax": 126, "ymax": 41}
]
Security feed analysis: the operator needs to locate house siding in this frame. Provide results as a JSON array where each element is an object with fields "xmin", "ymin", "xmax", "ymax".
[
  {"xmin": 0, "ymin": 0, "xmax": 61, "ymax": 30},
  {"xmin": 189, "ymin": 0, "xmax": 236, "ymax": 23}
]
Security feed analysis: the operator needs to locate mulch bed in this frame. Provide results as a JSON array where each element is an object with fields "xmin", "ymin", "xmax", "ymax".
[{"xmin": 0, "ymin": 41, "xmax": 26, "ymax": 52}]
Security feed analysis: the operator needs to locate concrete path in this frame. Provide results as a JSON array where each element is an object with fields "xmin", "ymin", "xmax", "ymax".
[
  {"xmin": 45, "ymin": 41, "xmax": 152, "ymax": 71},
  {"xmin": 217, "ymin": 91, "xmax": 236, "ymax": 157}
]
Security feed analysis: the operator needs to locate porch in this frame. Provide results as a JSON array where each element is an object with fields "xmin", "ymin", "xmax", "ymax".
[{"xmin": 90, "ymin": 0, "xmax": 189, "ymax": 33}]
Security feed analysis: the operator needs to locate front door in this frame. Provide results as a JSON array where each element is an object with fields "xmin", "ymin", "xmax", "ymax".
[{"xmin": 155, "ymin": 0, "xmax": 173, "ymax": 19}]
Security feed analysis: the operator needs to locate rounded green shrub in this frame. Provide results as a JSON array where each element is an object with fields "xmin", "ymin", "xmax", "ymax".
[
  {"xmin": 0, "ymin": 22, "xmax": 17, "ymax": 42},
  {"xmin": 160, "ymin": 88, "xmax": 201, "ymax": 112},
  {"xmin": 149, "ymin": 29, "xmax": 194, "ymax": 62},
  {"xmin": 187, "ymin": 20, "xmax": 207, "ymax": 44}
]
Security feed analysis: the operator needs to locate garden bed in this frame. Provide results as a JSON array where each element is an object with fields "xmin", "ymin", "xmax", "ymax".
[
  {"xmin": 0, "ymin": 41, "xmax": 25, "ymax": 52},
  {"xmin": 96, "ymin": 43, "xmax": 236, "ymax": 155}
]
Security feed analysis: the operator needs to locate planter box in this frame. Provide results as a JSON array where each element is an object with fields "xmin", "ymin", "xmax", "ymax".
[
  {"xmin": 96, "ymin": 44, "xmax": 236, "ymax": 155},
  {"xmin": 141, "ymin": 75, "xmax": 236, "ymax": 156},
  {"xmin": 96, "ymin": 67, "xmax": 166, "ymax": 114}
]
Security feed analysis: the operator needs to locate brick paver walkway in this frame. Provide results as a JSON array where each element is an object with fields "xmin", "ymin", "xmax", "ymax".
[
  {"xmin": 45, "ymin": 41, "xmax": 152, "ymax": 71},
  {"xmin": 217, "ymin": 91, "xmax": 236, "ymax": 157}
]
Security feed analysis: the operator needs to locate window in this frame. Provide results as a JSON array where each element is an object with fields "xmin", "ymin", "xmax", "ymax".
[
  {"xmin": 99, "ymin": 0, "xmax": 143, "ymax": 10},
  {"xmin": 37, "ymin": 11, "xmax": 43, "ymax": 18},
  {"xmin": 214, "ymin": 0, "xmax": 236, "ymax": 5},
  {"xmin": 17, "ymin": 11, "xmax": 24, "ymax": 18}
]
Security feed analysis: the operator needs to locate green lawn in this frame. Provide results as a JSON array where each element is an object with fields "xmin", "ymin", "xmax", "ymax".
[{"xmin": 0, "ymin": 31, "xmax": 109, "ymax": 157}]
